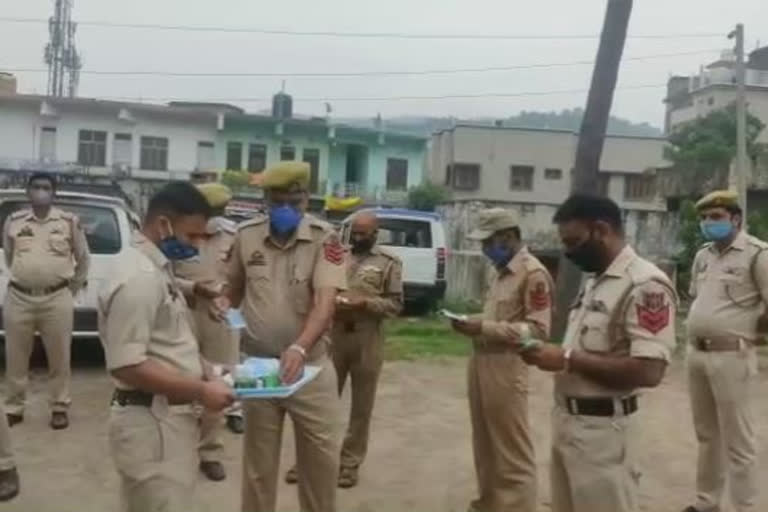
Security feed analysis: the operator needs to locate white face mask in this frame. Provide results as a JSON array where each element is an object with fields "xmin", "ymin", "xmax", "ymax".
[{"xmin": 29, "ymin": 189, "xmax": 53, "ymax": 206}]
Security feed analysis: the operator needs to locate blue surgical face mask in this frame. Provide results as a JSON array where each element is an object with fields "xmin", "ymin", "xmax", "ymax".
[
  {"xmin": 700, "ymin": 220, "xmax": 734, "ymax": 242},
  {"xmin": 483, "ymin": 242, "xmax": 513, "ymax": 268},
  {"xmin": 158, "ymin": 221, "xmax": 199, "ymax": 261},
  {"xmin": 270, "ymin": 205, "xmax": 303, "ymax": 235}
]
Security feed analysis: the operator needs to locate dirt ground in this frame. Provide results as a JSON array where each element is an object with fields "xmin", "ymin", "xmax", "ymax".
[{"xmin": 3, "ymin": 354, "xmax": 768, "ymax": 512}]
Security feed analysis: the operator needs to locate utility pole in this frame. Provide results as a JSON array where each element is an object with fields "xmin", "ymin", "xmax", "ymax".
[
  {"xmin": 730, "ymin": 23, "xmax": 748, "ymax": 216},
  {"xmin": 552, "ymin": 0, "xmax": 634, "ymax": 340}
]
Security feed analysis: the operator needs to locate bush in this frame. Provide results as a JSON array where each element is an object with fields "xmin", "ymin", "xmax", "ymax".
[{"xmin": 407, "ymin": 182, "xmax": 451, "ymax": 212}]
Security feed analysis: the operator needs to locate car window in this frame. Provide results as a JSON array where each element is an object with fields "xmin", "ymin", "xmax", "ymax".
[
  {"xmin": 0, "ymin": 201, "xmax": 122, "ymax": 255},
  {"xmin": 377, "ymin": 218, "xmax": 433, "ymax": 248}
]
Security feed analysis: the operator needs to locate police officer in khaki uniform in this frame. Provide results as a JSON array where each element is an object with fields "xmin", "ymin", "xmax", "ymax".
[
  {"xmin": 521, "ymin": 194, "xmax": 677, "ymax": 512},
  {"xmin": 98, "ymin": 182, "xmax": 234, "ymax": 512},
  {"xmin": 226, "ymin": 161, "xmax": 347, "ymax": 512},
  {"xmin": 0, "ymin": 405, "xmax": 19, "ymax": 501},
  {"xmin": 174, "ymin": 182, "xmax": 241, "ymax": 482},
  {"xmin": 451, "ymin": 208, "xmax": 554, "ymax": 512},
  {"xmin": 285, "ymin": 211, "xmax": 403, "ymax": 488},
  {"xmin": 3, "ymin": 172, "xmax": 90, "ymax": 430},
  {"xmin": 682, "ymin": 190, "xmax": 766, "ymax": 512}
]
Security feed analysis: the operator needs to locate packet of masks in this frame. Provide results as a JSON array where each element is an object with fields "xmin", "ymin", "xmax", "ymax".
[{"xmin": 226, "ymin": 309, "xmax": 247, "ymax": 330}]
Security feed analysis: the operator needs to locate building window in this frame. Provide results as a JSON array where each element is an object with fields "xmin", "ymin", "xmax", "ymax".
[
  {"xmin": 248, "ymin": 144, "xmax": 267, "ymax": 173},
  {"xmin": 624, "ymin": 174, "xmax": 657, "ymax": 201},
  {"xmin": 545, "ymin": 168, "xmax": 562, "ymax": 180},
  {"xmin": 196, "ymin": 141, "xmax": 215, "ymax": 171},
  {"xmin": 140, "ymin": 136, "xmax": 169, "ymax": 171},
  {"xmin": 77, "ymin": 130, "xmax": 107, "ymax": 167},
  {"xmin": 280, "ymin": 146, "xmax": 296, "ymax": 161},
  {"xmin": 303, "ymin": 148, "xmax": 321, "ymax": 193},
  {"xmin": 510, "ymin": 165, "xmax": 534, "ymax": 191},
  {"xmin": 386, "ymin": 158, "xmax": 409, "ymax": 191},
  {"xmin": 39, "ymin": 126, "xmax": 57, "ymax": 161},
  {"xmin": 113, "ymin": 133, "xmax": 132, "ymax": 166},
  {"xmin": 226, "ymin": 142, "xmax": 242, "ymax": 171},
  {"xmin": 444, "ymin": 165, "xmax": 453, "ymax": 186},
  {"xmin": 450, "ymin": 163, "xmax": 480, "ymax": 191}
]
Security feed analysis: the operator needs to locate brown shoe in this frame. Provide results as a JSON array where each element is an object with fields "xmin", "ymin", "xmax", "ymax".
[
  {"xmin": 0, "ymin": 467, "xmax": 19, "ymax": 501},
  {"xmin": 284, "ymin": 466, "xmax": 297, "ymax": 484},
  {"xmin": 199, "ymin": 461, "xmax": 226, "ymax": 482},
  {"xmin": 5, "ymin": 414, "xmax": 22, "ymax": 428},
  {"xmin": 338, "ymin": 466, "xmax": 358, "ymax": 488},
  {"xmin": 50, "ymin": 411, "xmax": 69, "ymax": 430}
]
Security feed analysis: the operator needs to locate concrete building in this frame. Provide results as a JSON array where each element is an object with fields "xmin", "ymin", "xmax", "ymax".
[
  {"xmin": 664, "ymin": 47, "xmax": 768, "ymax": 142},
  {"xmin": 430, "ymin": 124, "xmax": 669, "ymax": 211},
  {"xmin": 0, "ymin": 84, "xmax": 428, "ymax": 212}
]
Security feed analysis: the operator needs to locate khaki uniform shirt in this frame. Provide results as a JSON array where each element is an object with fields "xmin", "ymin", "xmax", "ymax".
[
  {"xmin": 555, "ymin": 245, "xmax": 677, "ymax": 398},
  {"xmin": 174, "ymin": 217, "xmax": 236, "ymax": 298},
  {"xmin": 335, "ymin": 244, "xmax": 403, "ymax": 325},
  {"xmin": 98, "ymin": 232, "xmax": 202, "ymax": 390},
  {"xmin": 687, "ymin": 231, "xmax": 768, "ymax": 342},
  {"xmin": 3, "ymin": 207, "xmax": 90, "ymax": 290},
  {"xmin": 477, "ymin": 246, "xmax": 554, "ymax": 342},
  {"xmin": 228, "ymin": 214, "xmax": 348, "ymax": 359}
]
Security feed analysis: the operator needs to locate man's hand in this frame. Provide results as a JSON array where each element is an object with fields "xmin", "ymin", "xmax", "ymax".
[
  {"xmin": 194, "ymin": 282, "xmax": 221, "ymax": 300},
  {"xmin": 199, "ymin": 380, "xmax": 235, "ymax": 412},
  {"xmin": 208, "ymin": 296, "xmax": 231, "ymax": 321},
  {"xmin": 451, "ymin": 318, "xmax": 482, "ymax": 336},
  {"xmin": 520, "ymin": 343, "xmax": 566, "ymax": 372},
  {"xmin": 336, "ymin": 292, "xmax": 366, "ymax": 310},
  {"xmin": 280, "ymin": 347, "xmax": 306, "ymax": 385}
]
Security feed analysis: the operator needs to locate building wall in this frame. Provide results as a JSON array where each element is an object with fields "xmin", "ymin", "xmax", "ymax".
[
  {"xmin": 0, "ymin": 102, "xmax": 217, "ymax": 180},
  {"xmin": 430, "ymin": 126, "xmax": 669, "ymax": 211}
]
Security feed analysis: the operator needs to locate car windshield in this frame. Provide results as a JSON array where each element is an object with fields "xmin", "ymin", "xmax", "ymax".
[
  {"xmin": 376, "ymin": 218, "xmax": 432, "ymax": 248},
  {"xmin": 0, "ymin": 200, "xmax": 122, "ymax": 255}
]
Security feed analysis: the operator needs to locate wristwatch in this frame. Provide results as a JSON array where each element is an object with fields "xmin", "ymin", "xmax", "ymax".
[
  {"xmin": 562, "ymin": 348, "xmax": 574, "ymax": 373},
  {"xmin": 288, "ymin": 344, "xmax": 307, "ymax": 359}
]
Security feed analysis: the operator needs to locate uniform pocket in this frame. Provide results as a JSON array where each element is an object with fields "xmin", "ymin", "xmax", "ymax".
[
  {"xmin": 48, "ymin": 234, "xmax": 71, "ymax": 255},
  {"xmin": 577, "ymin": 313, "xmax": 610, "ymax": 352},
  {"xmin": 15, "ymin": 237, "xmax": 33, "ymax": 253},
  {"xmin": 291, "ymin": 266, "xmax": 312, "ymax": 314},
  {"xmin": 109, "ymin": 408, "xmax": 164, "ymax": 477}
]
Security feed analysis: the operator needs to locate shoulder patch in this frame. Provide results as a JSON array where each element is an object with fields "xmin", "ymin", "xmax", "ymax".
[
  {"xmin": 635, "ymin": 290, "xmax": 671, "ymax": 334},
  {"xmin": 323, "ymin": 231, "xmax": 345, "ymax": 265}
]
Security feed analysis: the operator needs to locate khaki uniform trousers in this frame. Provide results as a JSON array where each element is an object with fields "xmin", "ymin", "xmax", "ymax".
[
  {"xmin": 109, "ymin": 401, "xmax": 199, "ymax": 512},
  {"xmin": 241, "ymin": 356, "xmax": 341, "ymax": 512},
  {"xmin": 688, "ymin": 347, "xmax": 758, "ymax": 512},
  {"xmin": 331, "ymin": 321, "xmax": 383, "ymax": 470},
  {"xmin": 468, "ymin": 350, "xmax": 536, "ymax": 512},
  {"xmin": 189, "ymin": 302, "xmax": 240, "ymax": 462},
  {"xmin": 550, "ymin": 402, "xmax": 640, "ymax": 512},
  {"xmin": 0, "ymin": 401, "xmax": 14, "ymax": 471},
  {"xmin": 3, "ymin": 286, "xmax": 73, "ymax": 415}
]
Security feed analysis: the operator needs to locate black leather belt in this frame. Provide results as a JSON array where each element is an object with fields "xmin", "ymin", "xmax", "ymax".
[
  {"xmin": 344, "ymin": 322, "xmax": 356, "ymax": 333},
  {"xmin": 10, "ymin": 280, "xmax": 69, "ymax": 296},
  {"xmin": 564, "ymin": 395, "xmax": 638, "ymax": 417},
  {"xmin": 694, "ymin": 337, "xmax": 744, "ymax": 352},
  {"xmin": 111, "ymin": 389, "xmax": 191, "ymax": 407}
]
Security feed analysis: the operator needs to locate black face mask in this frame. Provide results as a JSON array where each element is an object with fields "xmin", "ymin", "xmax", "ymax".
[
  {"xmin": 565, "ymin": 235, "xmax": 605, "ymax": 273},
  {"xmin": 351, "ymin": 237, "xmax": 375, "ymax": 254}
]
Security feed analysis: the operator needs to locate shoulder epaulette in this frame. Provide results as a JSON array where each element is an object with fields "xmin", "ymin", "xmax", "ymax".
[
  {"xmin": 9, "ymin": 210, "xmax": 30, "ymax": 220},
  {"xmin": 747, "ymin": 235, "xmax": 768, "ymax": 250},
  {"xmin": 374, "ymin": 245, "xmax": 401, "ymax": 262},
  {"xmin": 237, "ymin": 215, "xmax": 267, "ymax": 231}
]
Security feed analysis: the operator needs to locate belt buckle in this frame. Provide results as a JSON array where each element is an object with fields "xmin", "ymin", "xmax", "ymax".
[{"xmin": 566, "ymin": 397, "xmax": 579, "ymax": 415}]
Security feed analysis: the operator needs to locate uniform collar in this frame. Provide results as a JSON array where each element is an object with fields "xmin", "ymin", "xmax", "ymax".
[
  {"xmin": 501, "ymin": 245, "xmax": 530, "ymax": 275},
  {"xmin": 709, "ymin": 230, "xmax": 747, "ymax": 253},
  {"xmin": 132, "ymin": 231, "xmax": 169, "ymax": 269},
  {"xmin": 25, "ymin": 207, "xmax": 62, "ymax": 222},
  {"xmin": 264, "ymin": 214, "xmax": 313, "ymax": 247},
  {"xmin": 602, "ymin": 244, "xmax": 636, "ymax": 278}
]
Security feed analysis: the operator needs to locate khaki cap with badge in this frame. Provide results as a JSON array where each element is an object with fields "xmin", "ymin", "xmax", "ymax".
[
  {"xmin": 695, "ymin": 189, "xmax": 740, "ymax": 211},
  {"xmin": 261, "ymin": 162, "xmax": 310, "ymax": 190},
  {"xmin": 196, "ymin": 183, "xmax": 233, "ymax": 209},
  {"xmin": 467, "ymin": 208, "xmax": 520, "ymax": 241}
]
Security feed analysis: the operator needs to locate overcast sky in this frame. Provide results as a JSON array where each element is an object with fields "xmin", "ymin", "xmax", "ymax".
[{"xmin": 2, "ymin": 0, "xmax": 767, "ymax": 127}]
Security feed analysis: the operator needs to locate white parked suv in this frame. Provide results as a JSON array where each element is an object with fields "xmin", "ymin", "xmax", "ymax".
[
  {"xmin": 0, "ymin": 189, "xmax": 140, "ymax": 338},
  {"xmin": 340, "ymin": 208, "xmax": 447, "ymax": 312}
]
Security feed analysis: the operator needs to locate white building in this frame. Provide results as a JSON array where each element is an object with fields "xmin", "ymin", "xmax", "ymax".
[{"xmin": 665, "ymin": 47, "xmax": 768, "ymax": 142}]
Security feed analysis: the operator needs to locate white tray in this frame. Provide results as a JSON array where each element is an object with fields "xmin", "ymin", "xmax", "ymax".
[{"xmin": 234, "ymin": 365, "xmax": 322, "ymax": 399}]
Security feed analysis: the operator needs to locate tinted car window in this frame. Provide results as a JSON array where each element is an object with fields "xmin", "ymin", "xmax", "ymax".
[
  {"xmin": 377, "ymin": 219, "xmax": 432, "ymax": 248},
  {"xmin": 0, "ymin": 201, "xmax": 122, "ymax": 255}
]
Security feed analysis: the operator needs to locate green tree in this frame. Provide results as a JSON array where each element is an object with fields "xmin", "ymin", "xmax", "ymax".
[
  {"xmin": 407, "ymin": 182, "xmax": 451, "ymax": 212},
  {"xmin": 664, "ymin": 104, "xmax": 765, "ymax": 192}
]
